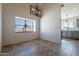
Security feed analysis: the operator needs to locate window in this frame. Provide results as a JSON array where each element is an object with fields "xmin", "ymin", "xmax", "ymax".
[
  {"xmin": 15, "ymin": 16, "xmax": 36, "ymax": 32},
  {"xmin": 69, "ymin": 20, "xmax": 75, "ymax": 28},
  {"xmin": 61, "ymin": 19, "xmax": 76, "ymax": 30}
]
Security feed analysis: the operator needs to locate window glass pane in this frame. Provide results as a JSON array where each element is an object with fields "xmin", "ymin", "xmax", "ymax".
[
  {"xmin": 15, "ymin": 26, "xmax": 25, "ymax": 32},
  {"xmin": 64, "ymin": 20, "xmax": 68, "ymax": 28},
  {"xmin": 26, "ymin": 20, "xmax": 33, "ymax": 31},
  {"xmin": 61, "ymin": 19, "xmax": 76, "ymax": 30},
  {"xmin": 69, "ymin": 21, "xmax": 74, "ymax": 28},
  {"xmin": 16, "ymin": 18, "xmax": 25, "ymax": 25},
  {"xmin": 15, "ymin": 16, "xmax": 36, "ymax": 32}
]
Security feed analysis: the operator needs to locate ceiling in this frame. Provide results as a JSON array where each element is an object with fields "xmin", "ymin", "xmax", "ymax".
[
  {"xmin": 29, "ymin": 3, "xmax": 46, "ymax": 11},
  {"xmin": 30, "ymin": 3, "xmax": 46, "ymax": 8},
  {"xmin": 61, "ymin": 3, "xmax": 79, "ymax": 19}
]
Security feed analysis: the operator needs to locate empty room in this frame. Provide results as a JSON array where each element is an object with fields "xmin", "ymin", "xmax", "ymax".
[{"xmin": 0, "ymin": 3, "xmax": 79, "ymax": 56}]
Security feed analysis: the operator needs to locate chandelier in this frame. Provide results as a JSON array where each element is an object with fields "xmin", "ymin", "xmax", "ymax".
[{"xmin": 30, "ymin": 4, "xmax": 42, "ymax": 17}]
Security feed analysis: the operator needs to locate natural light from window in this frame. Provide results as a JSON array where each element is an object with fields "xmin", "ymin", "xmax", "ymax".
[{"xmin": 15, "ymin": 16, "xmax": 36, "ymax": 32}]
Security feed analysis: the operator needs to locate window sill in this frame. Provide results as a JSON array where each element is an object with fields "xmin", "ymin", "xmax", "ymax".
[{"xmin": 15, "ymin": 31, "xmax": 36, "ymax": 33}]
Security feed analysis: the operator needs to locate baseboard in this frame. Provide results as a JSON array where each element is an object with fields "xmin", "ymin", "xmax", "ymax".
[
  {"xmin": 40, "ymin": 38, "xmax": 60, "ymax": 45},
  {"xmin": 2, "ymin": 38, "xmax": 60, "ymax": 48},
  {"xmin": 2, "ymin": 38, "xmax": 40, "ymax": 48}
]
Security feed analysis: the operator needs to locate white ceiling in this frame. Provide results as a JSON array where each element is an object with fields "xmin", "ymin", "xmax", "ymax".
[
  {"xmin": 61, "ymin": 3, "xmax": 79, "ymax": 19},
  {"xmin": 30, "ymin": 3, "xmax": 46, "ymax": 10}
]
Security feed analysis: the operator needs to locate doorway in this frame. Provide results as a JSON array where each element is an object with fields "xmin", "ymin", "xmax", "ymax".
[{"xmin": 61, "ymin": 3, "xmax": 79, "ymax": 40}]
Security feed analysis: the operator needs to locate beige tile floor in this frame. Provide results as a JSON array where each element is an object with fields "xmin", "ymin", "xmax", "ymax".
[{"xmin": 1, "ymin": 38, "xmax": 79, "ymax": 56}]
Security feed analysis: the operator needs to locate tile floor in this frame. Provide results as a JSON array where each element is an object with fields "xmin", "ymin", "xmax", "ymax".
[{"xmin": 1, "ymin": 38, "xmax": 79, "ymax": 56}]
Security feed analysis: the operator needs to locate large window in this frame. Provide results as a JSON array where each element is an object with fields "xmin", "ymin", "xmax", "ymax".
[
  {"xmin": 61, "ymin": 19, "xmax": 76, "ymax": 30},
  {"xmin": 15, "ymin": 16, "xmax": 36, "ymax": 32}
]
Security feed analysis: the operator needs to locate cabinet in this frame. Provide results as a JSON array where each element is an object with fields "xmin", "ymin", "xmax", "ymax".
[{"xmin": 62, "ymin": 31, "xmax": 79, "ymax": 39}]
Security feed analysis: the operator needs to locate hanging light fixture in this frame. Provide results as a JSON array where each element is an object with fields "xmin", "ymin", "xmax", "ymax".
[{"xmin": 30, "ymin": 3, "xmax": 42, "ymax": 17}]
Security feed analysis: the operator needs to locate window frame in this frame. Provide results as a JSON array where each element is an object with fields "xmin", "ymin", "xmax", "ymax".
[
  {"xmin": 61, "ymin": 19, "xmax": 76, "ymax": 30},
  {"xmin": 15, "ymin": 16, "xmax": 36, "ymax": 33}
]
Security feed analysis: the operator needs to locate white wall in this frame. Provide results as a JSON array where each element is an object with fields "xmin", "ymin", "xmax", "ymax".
[
  {"xmin": 40, "ymin": 4, "xmax": 61, "ymax": 43},
  {"xmin": 0, "ymin": 4, "xmax": 2, "ymax": 51},
  {"xmin": 2, "ymin": 4, "xmax": 40, "ymax": 46}
]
